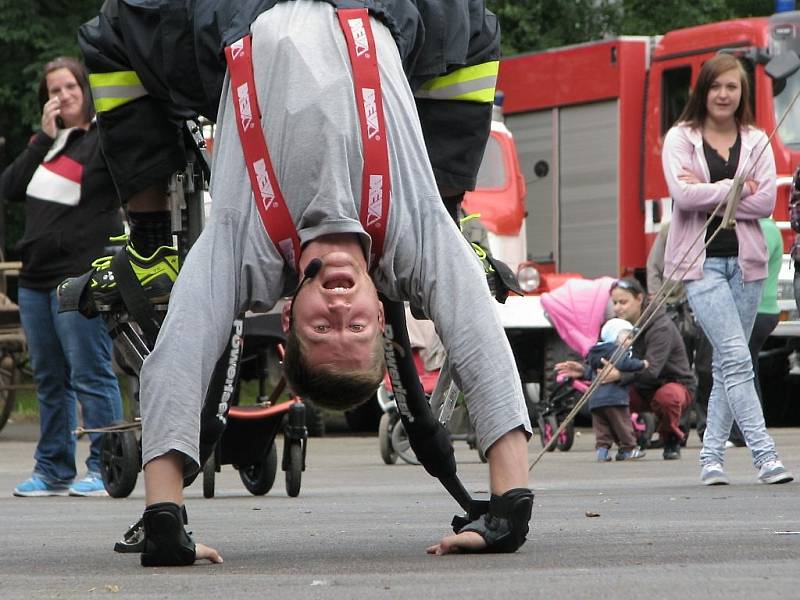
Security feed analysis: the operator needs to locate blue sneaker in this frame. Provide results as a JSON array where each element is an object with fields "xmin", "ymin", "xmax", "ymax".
[
  {"xmin": 69, "ymin": 472, "xmax": 108, "ymax": 497},
  {"xmin": 13, "ymin": 476, "xmax": 69, "ymax": 497},
  {"xmin": 596, "ymin": 447, "xmax": 612, "ymax": 462}
]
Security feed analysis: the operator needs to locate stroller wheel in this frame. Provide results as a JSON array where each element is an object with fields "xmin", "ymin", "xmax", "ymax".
[
  {"xmin": 202, "ymin": 450, "xmax": 216, "ymax": 499},
  {"xmin": 556, "ymin": 419, "xmax": 575, "ymax": 452},
  {"xmin": 378, "ymin": 412, "xmax": 398, "ymax": 464},
  {"xmin": 391, "ymin": 420, "xmax": 420, "ymax": 465},
  {"xmin": 100, "ymin": 427, "xmax": 140, "ymax": 498},
  {"xmin": 285, "ymin": 441, "xmax": 303, "ymax": 498},
  {"xmin": 537, "ymin": 414, "xmax": 558, "ymax": 452},
  {"xmin": 239, "ymin": 442, "xmax": 278, "ymax": 496}
]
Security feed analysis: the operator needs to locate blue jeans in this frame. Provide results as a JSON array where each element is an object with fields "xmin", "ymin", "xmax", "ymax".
[
  {"xmin": 685, "ymin": 257, "xmax": 778, "ymax": 468},
  {"xmin": 19, "ymin": 287, "xmax": 123, "ymax": 485}
]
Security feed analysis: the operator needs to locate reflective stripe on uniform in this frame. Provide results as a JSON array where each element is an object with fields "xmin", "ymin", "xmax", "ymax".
[
  {"xmin": 88, "ymin": 71, "xmax": 147, "ymax": 112},
  {"xmin": 414, "ymin": 61, "xmax": 499, "ymax": 103}
]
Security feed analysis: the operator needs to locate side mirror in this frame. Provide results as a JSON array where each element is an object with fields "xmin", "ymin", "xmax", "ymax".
[{"xmin": 765, "ymin": 50, "xmax": 800, "ymax": 81}]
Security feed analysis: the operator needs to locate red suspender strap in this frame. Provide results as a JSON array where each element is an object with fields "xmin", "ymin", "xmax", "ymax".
[
  {"xmin": 336, "ymin": 8, "xmax": 391, "ymax": 268},
  {"xmin": 223, "ymin": 11, "xmax": 390, "ymax": 272},
  {"xmin": 224, "ymin": 36, "xmax": 301, "ymax": 270}
]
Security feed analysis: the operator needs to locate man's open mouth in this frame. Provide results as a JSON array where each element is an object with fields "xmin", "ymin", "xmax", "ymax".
[{"xmin": 322, "ymin": 273, "xmax": 355, "ymax": 293}]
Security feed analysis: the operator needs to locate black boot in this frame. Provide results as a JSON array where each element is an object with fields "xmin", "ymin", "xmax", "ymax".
[{"xmin": 662, "ymin": 434, "xmax": 681, "ymax": 460}]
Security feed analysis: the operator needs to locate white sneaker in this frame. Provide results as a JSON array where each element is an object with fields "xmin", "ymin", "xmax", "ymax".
[
  {"xmin": 701, "ymin": 463, "xmax": 730, "ymax": 486},
  {"xmin": 788, "ymin": 351, "xmax": 800, "ymax": 376},
  {"xmin": 758, "ymin": 460, "xmax": 794, "ymax": 484}
]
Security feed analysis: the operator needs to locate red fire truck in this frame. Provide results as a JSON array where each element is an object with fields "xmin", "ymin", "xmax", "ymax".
[{"xmin": 478, "ymin": 9, "xmax": 800, "ymax": 416}]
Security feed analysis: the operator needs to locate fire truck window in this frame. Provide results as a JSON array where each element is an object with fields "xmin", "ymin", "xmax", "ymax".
[
  {"xmin": 475, "ymin": 136, "xmax": 507, "ymax": 189},
  {"xmin": 661, "ymin": 66, "xmax": 692, "ymax": 134},
  {"xmin": 774, "ymin": 67, "xmax": 800, "ymax": 148}
]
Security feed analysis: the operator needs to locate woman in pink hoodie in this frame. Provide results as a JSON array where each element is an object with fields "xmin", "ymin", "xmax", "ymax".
[{"xmin": 661, "ymin": 54, "xmax": 792, "ymax": 486}]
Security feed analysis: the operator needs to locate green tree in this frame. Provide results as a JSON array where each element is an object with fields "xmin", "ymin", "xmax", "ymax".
[
  {"xmin": 490, "ymin": 0, "xmax": 618, "ymax": 55},
  {"xmin": 0, "ymin": 0, "xmax": 101, "ymax": 256},
  {"xmin": 609, "ymin": 0, "xmax": 734, "ymax": 36},
  {"xmin": 489, "ymin": 0, "xmax": 778, "ymax": 56},
  {"xmin": 726, "ymin": 0, "xmax": 778, "ymax": 16}
]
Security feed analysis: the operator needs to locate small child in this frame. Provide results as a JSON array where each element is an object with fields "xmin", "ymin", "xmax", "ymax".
[{"xmin": 586, "ymin": 318, "xmax": 648, "ymax": 462}]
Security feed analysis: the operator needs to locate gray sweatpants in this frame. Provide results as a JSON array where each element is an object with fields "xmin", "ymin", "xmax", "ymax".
[{"xmin": 139, "ymin": 0, "xmax": 531, "ymax": 469}]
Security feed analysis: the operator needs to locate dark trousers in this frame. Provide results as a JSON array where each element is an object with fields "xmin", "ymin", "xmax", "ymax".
[
  {"xmin": 592, "ymin": 405, "xmax": 637, "ymax": 451},
  {"xmin": 629, "ymin": 383, "xmax": 692, "ymax": 442}
]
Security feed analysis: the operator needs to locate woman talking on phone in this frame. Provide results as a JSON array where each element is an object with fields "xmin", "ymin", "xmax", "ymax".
[
  {"xmin": 1, "ymin": 57, "xmax": 123, "ymax": 497},
  {"xmin": 661, "ymin": 54, "xmax": 792, "ymax": 486}
]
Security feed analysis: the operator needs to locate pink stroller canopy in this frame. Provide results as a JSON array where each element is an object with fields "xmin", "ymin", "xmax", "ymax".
[{"xmin": 540, "ymin": 277, "xmax": 616, "ymax": 356}]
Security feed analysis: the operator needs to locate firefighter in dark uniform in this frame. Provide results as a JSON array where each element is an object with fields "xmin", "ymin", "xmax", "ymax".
[{"xmin": 69, "ymin": 0, "xmax": 534, "ymax": 566}]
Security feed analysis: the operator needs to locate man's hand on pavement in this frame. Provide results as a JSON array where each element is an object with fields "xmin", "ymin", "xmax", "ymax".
[
  {"xmin": 427, "ymin": 530, "xmax": 487, "ymax": 555},
  {"xmin": 195, "ymin": 542, "xmax": 223, "ymax": 564}
]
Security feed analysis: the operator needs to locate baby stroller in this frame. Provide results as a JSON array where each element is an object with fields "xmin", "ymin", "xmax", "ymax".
[
  {"xmin": 539, "ymin": 277, "xmax": 655, "ymax": 450},
  {"xmin": 100, "ymin": 312, "xmax": 307, "ymax": 499}
]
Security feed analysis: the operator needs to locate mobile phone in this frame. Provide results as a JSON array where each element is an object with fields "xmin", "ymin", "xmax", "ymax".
[{"xmin": 55, "ymin": 115, "xmax": 65, "ymax": 129}]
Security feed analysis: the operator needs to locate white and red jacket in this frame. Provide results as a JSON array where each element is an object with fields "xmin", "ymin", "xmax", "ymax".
[{"xmin": 0, "ymin": 125, "xmax": 123, "ymax": 289}]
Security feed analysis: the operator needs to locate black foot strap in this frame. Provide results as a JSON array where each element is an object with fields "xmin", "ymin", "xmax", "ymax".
[
  {"xmin": 140, "ymin": 502, "xmax": 196, "ymax": 566},
  {"xmin": 453, "ymin": 488, "xmax": 534, "ymax": 553},
  {"xmin": 111, "ymin": 249, "xmax": 162, "ymax": 348},
  {"xmin": 56, "ymin": 270, "xmax": 97, "ymax": 317}
]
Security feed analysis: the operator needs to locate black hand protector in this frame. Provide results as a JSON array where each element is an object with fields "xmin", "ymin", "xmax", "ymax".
[
  {"xmin": 140, "ymin": 502, "xmax": 196, "ymax": 567},
  {"xmin": 114, "ymin": 505, "xmax": 189, "ymax": 554},
  {"xmin": 483, "ymin": 254, "xmax": 524, "ymax": 303},
  {"xmin": 455, "ymin": 488, "xmax": 534, "ymax": 553}
]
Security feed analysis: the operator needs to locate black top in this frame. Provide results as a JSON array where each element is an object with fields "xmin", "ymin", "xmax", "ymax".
[
  {"xmin": 703, "ymin": 134, "xmax": 740, "ymax": 257},
  {"xmin": 618, "ymin": 307, "xmax": 696, "ymax": 396},
  {"xmin": 78, "ymin": 0, "xmax": 500, "ymax": 201}
]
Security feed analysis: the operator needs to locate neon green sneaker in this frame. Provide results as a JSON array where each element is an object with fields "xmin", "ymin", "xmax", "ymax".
[{"xmin": 87, "ymin": 243, "xmax": 179, "ymax": 309}]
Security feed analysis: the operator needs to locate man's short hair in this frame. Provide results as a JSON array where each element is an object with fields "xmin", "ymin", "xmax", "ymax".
[{"xmin": 283, "ymin": 329, "xmax": 386, "ymax": 410}]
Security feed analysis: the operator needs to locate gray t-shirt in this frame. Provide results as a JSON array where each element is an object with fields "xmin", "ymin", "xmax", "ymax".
[{"xmin": 140, "ymin": 1, "xmax": 530, "ymax": 467}]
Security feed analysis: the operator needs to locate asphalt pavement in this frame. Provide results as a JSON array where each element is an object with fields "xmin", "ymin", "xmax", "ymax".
[{"xmin": 0, "ymin": 420, "xmax": 798, "ymax": 600}]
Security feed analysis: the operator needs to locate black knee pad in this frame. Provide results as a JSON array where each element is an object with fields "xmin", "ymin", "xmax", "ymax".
[
  {"xmin": 140, "ymin": 502, "xmax": 196, "ymax": 567},
  {"xmin": 457, "ymin": 488, "xmax": 534, "ymax": 553}
]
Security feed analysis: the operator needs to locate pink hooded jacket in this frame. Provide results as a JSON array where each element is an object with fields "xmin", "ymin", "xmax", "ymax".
[{"xmin": 661, "ymin": 123, "xmax": 775, "ymax": 282}]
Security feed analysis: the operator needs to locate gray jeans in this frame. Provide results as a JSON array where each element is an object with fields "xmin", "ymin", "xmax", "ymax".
[{"xmin": 685, "ymin": 257, "xmax": 778, "ymax": 468}]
